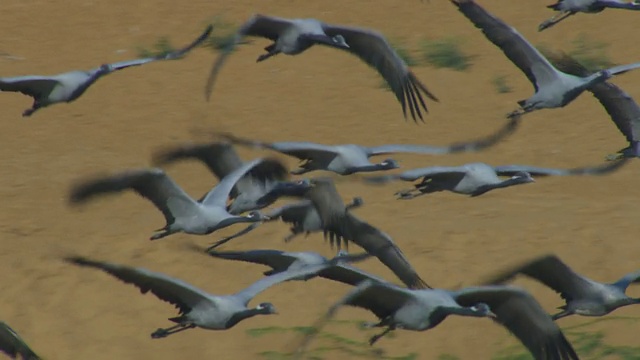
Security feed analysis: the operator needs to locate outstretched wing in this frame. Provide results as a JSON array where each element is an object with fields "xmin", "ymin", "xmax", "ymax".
[
  {"xmin": 0, "ymin": 76, "xmax": 60, "ymax": 99},
  {"xmin": 481, "ymin": 254, "xmax": 595, "ymax": 303},
  {"xmin": 493, "ymin": 158, "xmax": 629, "ymax": 177},
  {"xmin": 306, "ymin": 178, "xmax": 430, "ymax": 289},
  {"xmin": 204, "ymin": 15, "xmax": 293, "ymax": 100},
  {"xmin": 107, "ymin": 25, "xmax": 213, "ymax": 71},
  {"xmin": 547, "ymin": 50, "xmax": 640, "ymax": 143},
  {"xmin": 364, "ymin": 166, "xmax": 467, "ymax": 185},
  {"xmin": 205, "ymin": 249, "xmax": 297, "ymax": 271},
  {"xmin": 322, "ymin": 24, "xmax": 438, "ymax": 123},
  {"xmin": 0, "ymin": 322, "xmax": 41, "ymax": 360},
  {"xmin": 451, "ymin": 0, "xmax": 560, "ymax": 92},
  {"xmin": 453, "ymin": 286, "xmax": 579, "ymax": 360},
  {"xmin": 65, "ymin": 256, "xmax": 215, "ymax": 315},
  {"xmin": 366, "ymin": 116, "xmax": 521, "ymax": 156},
  {"xmin": 201, "ymin": 158, "xmax": 264, "ymax": 208},
  {"xmin": 68, "ymin": 168, "xmax": 197, "ymax": 224}
]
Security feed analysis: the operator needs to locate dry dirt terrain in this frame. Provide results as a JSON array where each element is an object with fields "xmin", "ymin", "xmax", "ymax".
[{"xmin": 1, "ymin": 1, "xmax": 639, "ymax": 359}]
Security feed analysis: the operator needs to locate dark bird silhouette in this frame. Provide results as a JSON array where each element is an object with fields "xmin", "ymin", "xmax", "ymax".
[
  {"xmin": 295, "ymin": 280, "xmax": 579, "ymax": 360},
  {"xmin": 207, "ymin": 117, "xmax": 522, "ymax": 176},
  {"xmin": 196, "ymin": 247, "xmax": 386, "ymax": 286},
  {"xmin": 482, "ymin": 254, "xmax": 640, "ymax": 320},
  {"xmin": 545, "ymin": 50, "xmax": 640, "ymax": 160},
  {"xmin": 538, "ymin": 0, "xmax": 640, "ymax": 32},
  {"xmin": 0, "ymin": 322, "xmax": 40, "ymax": 360},
  {"xmin": 302, "ymin": 177, "xmax": 430, "ymax": 289},
  {"xmin": 208, "ymin": 197, "xmax": 363, "ymax": 249},
  {"xmin": 0, "ymin": 25, "xmax": 212, "ymax": 117},
  {"xmin": 204, "ymin": 14, "xmax": 438, "ymax": 123},
  {"xmin": 64, "ymin": 254, "xmax": 369, "ymax": 338},
  {"xmin": 68, "ymin": 158, "xmax": 270, "ymax": 240},
  {"xmin": 151, "ymin": 141, "xmax": 307, "ymax": 214},
  {"xmin": 451, "ymin": 0, "xmax": 640, "ymax": 119}
]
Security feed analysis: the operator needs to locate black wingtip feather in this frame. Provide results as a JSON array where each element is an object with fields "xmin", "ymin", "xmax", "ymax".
[
  {"xmin": 405, "ymin": 81, "xmax": 424, "ymax": 123},
  {"xmin": 403, "ymin": 82, "xmax": 418, "ymax": 123},
  {"xmin": 410, "ymin": 79, "xmax": 429, "ymax": 116},
  {"xmin": 64, "ymin": 255, "xmax": 99, "ymax": 268},
  {"xmin": 408, "ymin": 71, "xmax": 439, "ymax": 102}
]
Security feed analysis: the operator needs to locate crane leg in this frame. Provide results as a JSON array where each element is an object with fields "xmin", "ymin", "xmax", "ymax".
[
  {"xmin": 368, "ymin": 326, "xmax": 395, "ymax": 346},
  {"xmin": 538, "ymin": 11, "xmax": 575, "ymax": 31},
  {"xmin": 150, "ymin": 323, "xmax": 195, "ymax": 339}
]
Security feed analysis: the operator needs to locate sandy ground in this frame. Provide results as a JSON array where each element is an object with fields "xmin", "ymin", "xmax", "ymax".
[{"xmin": 1, "ymin": 1, "xmax": 639, "ymax": 359}]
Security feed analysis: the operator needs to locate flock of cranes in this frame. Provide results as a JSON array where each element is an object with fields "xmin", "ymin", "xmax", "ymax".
[{"xmin": 1, "ymin": 0, "xmax": 639, "ymax": 359}]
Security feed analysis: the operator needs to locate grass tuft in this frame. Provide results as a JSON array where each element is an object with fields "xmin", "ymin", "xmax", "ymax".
[
  {"xmin": 421, "ymin": 37, "xmax": 473, "ymax": 71},
  {"xmin": 136, "ymin": 36, "xmax": 177, "ymax": 58},
  {"xmin": 492, "ymin": 75, "xmax": 512, "ymax": 94}
]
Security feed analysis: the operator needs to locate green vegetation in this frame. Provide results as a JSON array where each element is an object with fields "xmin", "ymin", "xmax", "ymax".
[
  {"xmin": 247, "ymin": 316, "xmax": 640, "ymax": 359},
  {"xmin": 492, "ymin": 317, "xmax": 640, "ymax": 360},
  {"xmin": 537, "ymin": 33, "xmax": 614, "ymax": 73},
  {"xmin": 420, "ymin": 37, "xmax": 473, "ymax": 71},
  {"xmin": 136, "ymin": 36, "xmax": 177, "ymax": 58},
  {"xmin": 389, "ymin": 38, "xmax": 419, "ymax": 67},
  {"xmin": 492, "ymin": 75, "xmax": 512, "ymax": 94},
  {"xmin": 567, "ymin": 34, "xmax": 615, "ymax": 72},
  {"xmin": 246, "ymin": 320, "xmax": 417, "ymax": 359},
  {"xmin": 378, "ymin": 39, "xmax": 420, "ymax": 90},
  {"xmin": 204, "ymin": 18, "xmax": 243, "ymax": 52}
]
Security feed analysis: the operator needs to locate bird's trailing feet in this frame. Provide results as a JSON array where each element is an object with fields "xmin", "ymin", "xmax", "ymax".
[
  {"xmin": 506, "ymin": 108, "xmax": 524, "ymax": 120},
  {"xmin": 368, "ymin": 326, "xmax": 395, "ymax": 346},
  {"xmin": 150, "ymin": 323, "xmax": 195, "ymax": 339},
  {"xmin": 605, "ymin": 142, "xmax": 640, "ymax": 161},
  {"xmin": 394, "ymin": 189, "xmax": 420, "ymax": 200}
]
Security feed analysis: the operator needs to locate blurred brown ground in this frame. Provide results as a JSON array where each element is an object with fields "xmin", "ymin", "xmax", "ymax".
[{"xmin": 1, "ymin": 1, "xmax": 639, "ymax": 359}]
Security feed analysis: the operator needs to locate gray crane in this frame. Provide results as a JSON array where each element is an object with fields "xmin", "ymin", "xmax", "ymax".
[
  {"xmin": 64, "ymin": 254, "xmax": 367, "ymax": 339},
  {"xmin": 68, "ymin": 158, "xmax": 270, "ymax": 240},
  {"xmin": 539, "ymin": 0, "xmax": 640, "ymax": 32},
  {"xmin": 303, "ymin": 178, "xmax": 430, "ymax": 290},
  {"xmin": 365, "ymin": 159, "xmax": 628, "ymax": 199},
  {"xmin": 196, "ymin": 247, "xmax": 388, "ymax": 286},
  {"xmin": 204, "ymin": 15, "xmax": 437, "ymax": 123},
  {"xmin": 546, "ymin": 51, "xmax": 640, "ymax": 160},
  {"xmin": 151, "ymin": 141, "xmax": 308, "ymax": 214},
  {"xmin": 451, "ymin": 0, "xmax": 640, "ymax": 120},
  {"xmin": 0, "ymin": 322, "xmax": 40, "ymax": 360},
  {"xmin": 295, "ymin": 280, "xmax": 579, "ymax": 360},
  {"xmin": 208, "ymin": 197, "xmax": 364, "ymax": 249},
  {"xmin": 209, "ymin": 118, "xmax": 521, "ymax": 176},
  {"xmin": 0, "ymin": 25, "xmax": 212, "ymax": 117},
  {"xmin": 482, "ymin": 254, "xmax": 640, "ymax": 320}
]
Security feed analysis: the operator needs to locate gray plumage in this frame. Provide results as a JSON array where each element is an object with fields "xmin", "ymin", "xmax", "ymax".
[
  {"xmin": 492, "ymin": 159, "xmax": 629, "ymax": 177},
  {"xmin": 64, "ymin": 254, "xmax": 365, "ymax": 338},
  {"xmin": 303, "ymin": 178, "xmax": 430, "ymax": 290},
  {"xmin": 366, "ymin": 159, "xmax": 627, "ymax": 198},
  {"xmin": 546, "ymin": 51, "xmax": 640, "ymax": 160},
  {"xmin": 539, "ymin": 0, "xmax": 640, "ymax": 31},
  {"xmin": 151, "ymin": 141, "xmax": 307, "ymax": 214},
  {"xmin": 204, "ymin": 14, "xmax": 438, "ymax": 123},
  {"xmin": 295, "ymin": 280, "xmax": 579, "ymax": 360},
  {"xmin": 0, "ymin": 322, "xmax": 40, "ymax": 360},
  {"xmin": 198, "ymin": 247, "xmax": 387, "ymax": 286},
  {"xmin": 365, "ymin": 162, "xmax": 536, "ymax": 198},
  {"xmin": 208, "ymin": 197, "xmax": 363, "ymax": 249},
  {"xmin": 452, "ymin": 0, "xmax": 640, "ymax": 119},
  {"xmin": 482, "ymin": 254, "xmax": 640, "ymax": 320},
  {"xmin": 1, "ymin": 25, "xmax": 212, "ymax": 117},
  {"xmin": 68, "ymin": 158, "xmax": 270, "ymax": 240},
  {"xmin": 209, "ymin": 118, "xmax": 521, "ymax": 176}
]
